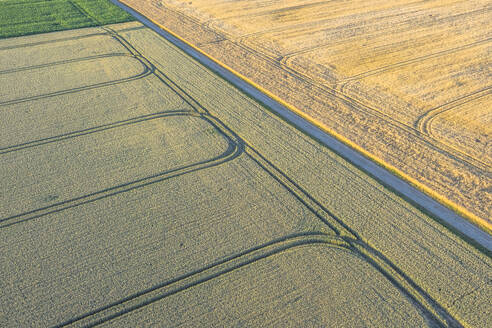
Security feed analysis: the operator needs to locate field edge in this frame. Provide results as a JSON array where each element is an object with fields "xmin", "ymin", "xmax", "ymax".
[{"xmin": 110, "ymin": 0, "xmax": 491, "ymax": 240}]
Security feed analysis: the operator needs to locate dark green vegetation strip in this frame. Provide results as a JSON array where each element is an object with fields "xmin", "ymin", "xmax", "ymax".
[{"xmin": 0, "ymin": 0, "xmax": 134, "ymax": 38}]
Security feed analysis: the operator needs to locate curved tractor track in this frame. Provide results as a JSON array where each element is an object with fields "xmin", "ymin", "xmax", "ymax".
[{"xmin": 1, "ymin": 3, "xmax": 491, "ymax": 327}]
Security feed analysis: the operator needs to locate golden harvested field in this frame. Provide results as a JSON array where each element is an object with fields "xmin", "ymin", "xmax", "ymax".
[
  {"xmin": 1, "ymin": 21, "xmax": 491, "ymax": 327},
  {"xmin": 119, "ymin": 0, "xmax": 492, "ymax": 229}
]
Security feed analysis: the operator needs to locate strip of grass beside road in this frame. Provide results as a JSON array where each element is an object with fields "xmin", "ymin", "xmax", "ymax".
[{"xmin": 0, "ymin": 0, "xmax": 133, "ymax": 39}]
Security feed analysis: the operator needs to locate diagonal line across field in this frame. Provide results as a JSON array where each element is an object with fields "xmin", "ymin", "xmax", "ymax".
[
  {"xmin": 125, "ymin": 0, "xmax": 492, "ymax": 226},
  {"xmin": 0, "ymin": 24, "xmax": 144, "ymax": 51},
  {"xmin": 112, "ymin": 1, "xmax": 492, "ymax": 244},
  {"xmin": 9, "ymin": 20, "xmax": 482, "ymax": 327},
  {"xmin": 189, "ymin": 22, "xmax": 492, "ymax": 177},
  {"xmin": 1, "ymin": 3, "xmax": 491, "ymax": 327}
]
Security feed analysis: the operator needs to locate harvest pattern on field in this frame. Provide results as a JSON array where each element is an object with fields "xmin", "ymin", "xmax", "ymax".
[
  {"xmin": 119, "ymin": 0, "xmax": 492, "ymax": 228},
  {"xmin": 1, "ymin": 21, "xmax": 491, "ymax": 327}
]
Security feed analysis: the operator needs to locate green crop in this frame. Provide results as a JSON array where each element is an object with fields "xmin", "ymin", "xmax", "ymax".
[{"xmin": 0, "ymin": 0, "xmax": 134, "ymax": 38}]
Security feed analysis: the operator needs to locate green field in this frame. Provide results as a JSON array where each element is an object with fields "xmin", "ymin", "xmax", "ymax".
[{"xmin": 0, "ymin": 0, "xmax": 133, "ymax": 38}]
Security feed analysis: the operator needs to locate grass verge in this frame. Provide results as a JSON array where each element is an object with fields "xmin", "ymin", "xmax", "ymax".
[{"xmin": 0, "ymin": 0, "xmax": 133, "ymax": 38}]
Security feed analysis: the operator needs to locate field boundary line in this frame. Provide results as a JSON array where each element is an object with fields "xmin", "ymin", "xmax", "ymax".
[{"xmin": 112, "ymin": 0, "xmax": 492, "ymax": 249}]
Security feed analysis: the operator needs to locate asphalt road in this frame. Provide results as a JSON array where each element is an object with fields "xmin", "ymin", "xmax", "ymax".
[
  {"xmin": 110, "ymin": 0, "xmax": 492, "ymax": 253},
  {"xmin": 0, "ymin": 20, "xmax": 490, "ymax": 328}
]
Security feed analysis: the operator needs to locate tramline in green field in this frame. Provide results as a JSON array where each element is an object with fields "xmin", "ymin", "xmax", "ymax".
[{"xmin": 0, "ymin": 0, "xmax": 133, "ymax": 38}]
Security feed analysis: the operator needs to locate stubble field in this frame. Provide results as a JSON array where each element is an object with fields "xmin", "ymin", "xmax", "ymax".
[
  {"xmin": 120, "ymin": 0, "xmax": 492, "ymax": 230},
  {"xmin": 0, "ymin": 1, "xmax": 491, "ymax": 327}
]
